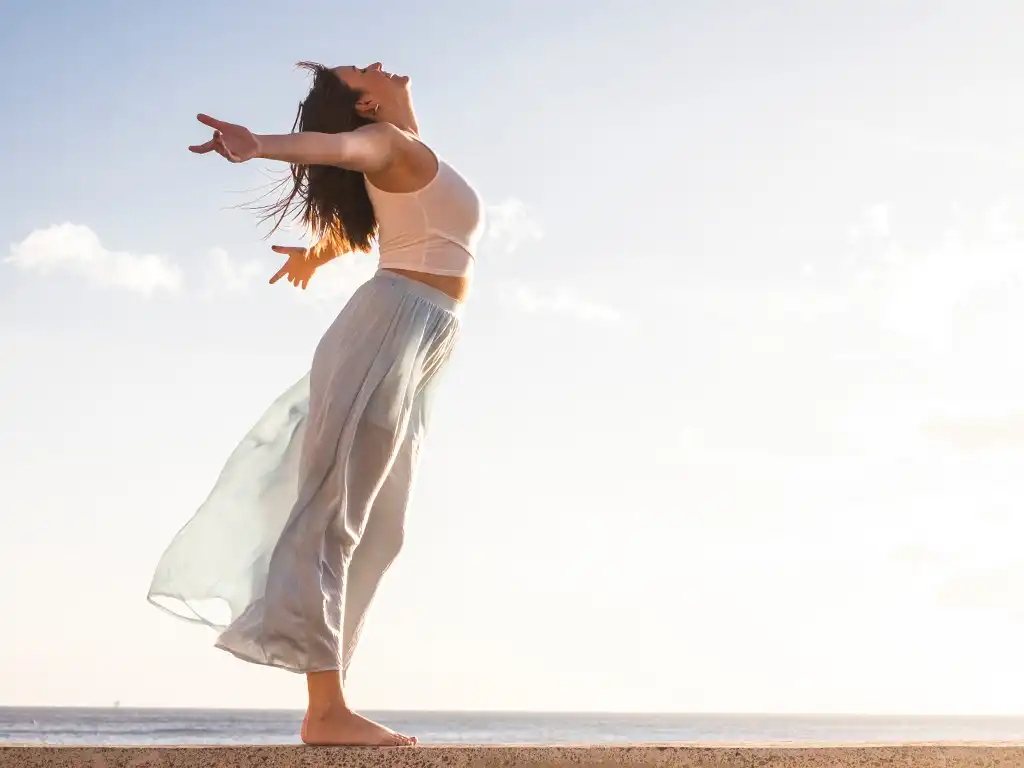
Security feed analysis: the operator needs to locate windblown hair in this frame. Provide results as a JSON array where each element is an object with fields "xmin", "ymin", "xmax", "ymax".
[{"xmin": 258, "ymin": 61, "xmax": 377, "ymax": 254}]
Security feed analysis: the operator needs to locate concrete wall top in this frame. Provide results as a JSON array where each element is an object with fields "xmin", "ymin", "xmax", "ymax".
[{"xmin": 3, "ymin": 744, "xmax": 1024, "ymax": 768}]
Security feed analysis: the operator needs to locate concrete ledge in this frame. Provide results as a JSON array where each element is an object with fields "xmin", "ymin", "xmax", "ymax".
[{"xmin": 3, "ymin": 744, "xmax": 1024, "ymax": 768}]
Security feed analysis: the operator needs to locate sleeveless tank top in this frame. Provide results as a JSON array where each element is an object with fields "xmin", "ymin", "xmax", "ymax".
[{"xmin": 364, "ymin": 146, "xmax": 484, "ymax": 278}]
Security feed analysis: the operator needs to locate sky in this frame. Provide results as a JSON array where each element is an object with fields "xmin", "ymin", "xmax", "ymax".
[{"xmin": 2, "ymin": 0, "xmax": 1024, "ymax": 715}]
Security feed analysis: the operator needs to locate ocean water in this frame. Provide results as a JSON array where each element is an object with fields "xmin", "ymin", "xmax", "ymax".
[{"xmin": 3, "ymin": 708, "xmax": 1024, "ymax": 745}]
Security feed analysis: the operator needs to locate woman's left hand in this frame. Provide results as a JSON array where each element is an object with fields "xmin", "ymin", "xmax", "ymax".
[
  {"xmin": 269, "ymin": 246, "xmax": 317, "ymax": 289},
  {"xmin": 189, "ymin": 114, "xmax": 261, "ymax": 163}
]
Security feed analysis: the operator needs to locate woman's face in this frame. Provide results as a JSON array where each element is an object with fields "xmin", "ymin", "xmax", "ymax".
[{"xmin": 334, "ymin": 62, "xmax": 410, "ymax": 99}]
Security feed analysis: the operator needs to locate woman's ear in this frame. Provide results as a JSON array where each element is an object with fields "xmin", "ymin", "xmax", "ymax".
[{"xmin": 355, "ymin": 97, "xmax": 378, "ymax": 119}]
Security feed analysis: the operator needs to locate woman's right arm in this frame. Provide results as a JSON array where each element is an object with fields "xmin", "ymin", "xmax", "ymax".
[
  {"xmin": 189, "ymin": 113, "xmax": 400, "ymax": 173},
  {"xmin": 308, "ymin": 236, "xmax": 340, "ymax": 266}
]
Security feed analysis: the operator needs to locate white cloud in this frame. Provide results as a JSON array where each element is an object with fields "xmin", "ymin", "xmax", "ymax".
[
  {"xmin": 864, "ymin": 212, "xmax": 1024, "ymax": 353},
  {"xmin": 482, "ymin": 198, "xmax": 543, "ymax": 256},
  {"xmin": 936, "ymin": 563, "xmax": 1024, "ymax": 614},
  {"xmin": 500, "ymin": 282, "xmax": 622, "ymax": 326},
  {"xmin": 848, "ymin": 202, "xmax": 890, "ymax": 242},
  {"xmin": 864, "ymin": 202, "xmax": 891, "ymax": 238},
  {"xmin": 987, "ymin": 199, "xmax": 1024, "ymax": 239},
  {"xmin": 924, "ymin": 412, "xmax": 1024, "ymax": 452},
  {"xmin": 680, "ymin": 198, "xmax": 1024, "ymax": 462},
  {"xmin": 798, "ymin": 199, "xmax": 1024, "ymax": 357},
  {"xmin": 784, "ymin": 198, "xmax": 1024, "ymax": 453},
  {"xmin": 204, "ymin": 247, "xmax": 261, "ymax": 295},
  {"xmin": 6, "ymin": 223, "xmax": 182, "ymax": 295},
  {"xmin": 480, "ymin": 198, "xmax": 620, "ymax": 325}
]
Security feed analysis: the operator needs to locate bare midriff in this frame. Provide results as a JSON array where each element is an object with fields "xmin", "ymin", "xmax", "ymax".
[{"xmin": 384, "ymin": 268, "xmax": 471, "ymax": 303}]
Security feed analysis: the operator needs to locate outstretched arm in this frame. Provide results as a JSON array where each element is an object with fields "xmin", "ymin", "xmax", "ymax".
[
  {"xmin": 189, "ymin": 113, "xmax": 399, "ymax": 173},
  {"xmin": 255, "ymin": 125, "xmax": 397, "ymax": 171}
]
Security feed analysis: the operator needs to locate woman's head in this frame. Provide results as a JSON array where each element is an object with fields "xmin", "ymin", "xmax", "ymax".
[
  {"xmin": 260, "ymin": 61, "xmax": 412, "ymax": 254},
  {"xmin": 333, "ymin": 62, "xmax": 412, "ymax": 122}
]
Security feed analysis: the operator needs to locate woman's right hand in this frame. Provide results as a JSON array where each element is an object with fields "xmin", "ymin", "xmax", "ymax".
[
  {"xmin": 188, "ymin": 114, "xmax": 261, "ymax": 163},
  {"xmin": 269, "ymin": 246, "xmax": 317, "ymax": 289}
]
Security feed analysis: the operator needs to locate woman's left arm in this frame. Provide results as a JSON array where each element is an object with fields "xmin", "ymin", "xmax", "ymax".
[{"xmin": 189, "ymin": 114, "xmax": 399, "ymax": 172}]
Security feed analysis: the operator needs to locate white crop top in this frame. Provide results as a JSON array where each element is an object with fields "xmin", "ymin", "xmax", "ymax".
[{"xmin": 365, "ymin": 149, "xmax": 484, "ymax": 278}]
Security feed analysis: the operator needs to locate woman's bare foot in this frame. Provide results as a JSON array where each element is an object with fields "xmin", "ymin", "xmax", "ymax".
[{"xmin": 301, "ymin": 701, "xmax": 416, "ymax": 746}]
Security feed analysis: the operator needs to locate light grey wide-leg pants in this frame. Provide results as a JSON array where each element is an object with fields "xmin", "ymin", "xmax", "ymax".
[{"xmin": 148, "ymin": 270, "xmax": 461, "ymax": 674}]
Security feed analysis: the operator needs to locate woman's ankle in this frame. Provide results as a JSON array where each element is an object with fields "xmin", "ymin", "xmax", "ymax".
[
  {"xmin": 308, "ymin": 696, "xmax": 350, "ymax": 719},
  {"xmin": 306, "ymin": 670, "xmax": 349, "ymax": 720}
]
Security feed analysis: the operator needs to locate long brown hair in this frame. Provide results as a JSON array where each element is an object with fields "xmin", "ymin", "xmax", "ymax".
[{"xmin": 259, "ymin": 62, "xmax": 377, "ymax": 254}]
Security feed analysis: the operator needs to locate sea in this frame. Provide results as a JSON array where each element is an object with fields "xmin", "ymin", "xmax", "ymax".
[{"xmin": 3, "ymin": 709, "xmax": 1024, "ymax": 745}]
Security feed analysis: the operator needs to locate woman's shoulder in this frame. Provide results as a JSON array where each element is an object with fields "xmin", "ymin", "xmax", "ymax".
[
  {"xmin": 355, "ymin": 123, "xmax": 435, "ymax": 159},
  {"xmin": 351, "ymin": 121, "xmax": 404, "ymax": 144},
  {"xmin": 356, "ymin": 121, "xmax": 426, "ymax": 143}
]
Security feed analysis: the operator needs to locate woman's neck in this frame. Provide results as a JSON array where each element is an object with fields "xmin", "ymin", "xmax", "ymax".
[{"xmin": 381, "ymin": 101, "xmax": 420, "ymax": 136}]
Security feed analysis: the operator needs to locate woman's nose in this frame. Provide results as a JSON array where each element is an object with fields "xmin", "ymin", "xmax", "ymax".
[{"xmin": 369, "ymin": 62, "xmax": 383, "ymax": 71}]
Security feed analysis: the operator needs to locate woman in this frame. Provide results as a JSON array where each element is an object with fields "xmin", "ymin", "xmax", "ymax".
[{"xmin": 148, "ymin": 62, "xmax": 483, "ymax": 747}]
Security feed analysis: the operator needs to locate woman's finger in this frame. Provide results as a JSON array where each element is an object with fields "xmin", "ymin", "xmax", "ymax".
[
  {"xmin": 189, "ymin": 140, "xmax": 216, "ymax": 154},
  {"xmin": 196, "ymin": 113, "xmax": 233, "ymax": 131},
  {"xmin": 269, "ymin": 265, "xmax": 288, "ymax": 284},
  {"xmin": 213, "ymin": 135, "xmax": 240, "ymax": 163},
  {"xmin": 271, "ymin": 245, "xmax": 304, "ymax": 255}
]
